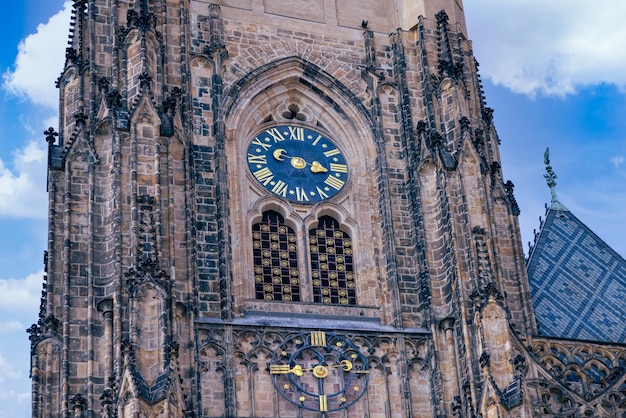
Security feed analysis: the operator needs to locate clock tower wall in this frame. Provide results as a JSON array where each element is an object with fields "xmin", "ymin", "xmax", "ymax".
[
  {"xmin": 33, "ymin": 0, "xmax": 537, "ymax": 416},
  {"xmin": 189, "ymin": 2, "xmax": 477, "ymax": 328},
  {"xmin": 219, "ymin": 57, "xmax": 391, "ymax": 322},
  {"xmin": 194, "ymin": 0, "xmax": 467, "ymax": 36}
]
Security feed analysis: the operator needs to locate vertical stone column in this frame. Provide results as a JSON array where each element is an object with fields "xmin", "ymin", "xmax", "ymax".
[
  {"xmin": 69, "ymin": 393, "xmax": 86, "ymax": 418},
  {"xmin": 439, "ymin": 317, "xmax": 461, "ymax": 415},
  {"xmin": 98, "ymin": 299, "xmax": 114, "ymax": 380},
  {"xmin": 31, "ymin": 353, "xmax": 40, "ymax": 418}
]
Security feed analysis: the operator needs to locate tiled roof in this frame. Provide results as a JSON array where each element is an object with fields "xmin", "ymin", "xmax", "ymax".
[{"xmin": 526, "ymin": 208, "xmax": 626, "ymax": 343}]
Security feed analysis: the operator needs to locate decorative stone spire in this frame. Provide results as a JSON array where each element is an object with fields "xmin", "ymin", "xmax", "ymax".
[{"xmin": 543, "ymin": 148, "xmax": 568, "ymax": 211}]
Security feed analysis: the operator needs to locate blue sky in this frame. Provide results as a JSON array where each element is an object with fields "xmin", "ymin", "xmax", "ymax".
[{"xmin": 0, "ymin": 1, "xmax": 625, "ymax": 416}]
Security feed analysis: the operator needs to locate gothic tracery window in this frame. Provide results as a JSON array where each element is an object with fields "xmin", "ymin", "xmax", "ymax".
[
  {"xmin": 309, "ymin": 216, "xmax": 356, "ymax": 305},
  {"xmin": 252, "ymin": 212, "xmax": 357, "ymax": 305},
  {"xmin": 252, "ymin": 211, "xmax": 300, "ymax": 301}
]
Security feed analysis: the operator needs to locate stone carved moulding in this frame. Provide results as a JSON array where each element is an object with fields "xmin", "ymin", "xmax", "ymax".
[
  {"xmin": 526, "ymin": 337, "xmax": 626, "ymax": 416},
  {"xmin": 197, "ymin": 326, "xmax": 433, "ymax": 417}
]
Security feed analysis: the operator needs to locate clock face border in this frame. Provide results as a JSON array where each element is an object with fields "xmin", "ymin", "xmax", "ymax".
[
  {"xmin": 246, "ymin": 125, "xmax": 349, "ymax": 204},
  {"xmin": 269, "ymin": 331, "xmax": 370, "ymax": 413}
]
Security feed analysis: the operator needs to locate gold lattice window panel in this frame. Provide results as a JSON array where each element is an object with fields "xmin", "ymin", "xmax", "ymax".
[
  {"xmin": 309, "ymin": 216, "xmax": 356, "ymax": 305},
  {"xmin": 252, "ymin": 211, "xmax": 300, "ymax": 302}
]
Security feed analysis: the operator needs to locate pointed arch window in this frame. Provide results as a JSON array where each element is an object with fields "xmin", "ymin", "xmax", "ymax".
[
  {"xmin": 252, "ymin": 211, "xmax": 300, "ymax": 302},
  {"xmin": 309, "ymin": 216, "xmax": 356, "ymax": 305}
]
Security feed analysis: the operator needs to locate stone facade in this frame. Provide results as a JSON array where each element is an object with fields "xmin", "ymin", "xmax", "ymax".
[{"xmin": 30, "ymin": 0, "xmax": 625, "ymax": 417}]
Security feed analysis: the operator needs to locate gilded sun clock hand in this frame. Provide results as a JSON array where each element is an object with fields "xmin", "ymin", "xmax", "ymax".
[
  {"xmin": 269, "ymin": 331, "xmax": 369, "ymax": 413},
  {"xmin": 247, "ymin": 125, "xmax": 348, "ymax": 203}
]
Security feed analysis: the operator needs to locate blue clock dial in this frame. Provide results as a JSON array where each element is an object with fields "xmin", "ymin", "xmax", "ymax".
[
  {"xmin": 269, "ymin": 332, "xmax": 369, "ymax": 412},
  {"xmin": 246, "ymin": 125, "xmax": 348, "ymax": 203}
]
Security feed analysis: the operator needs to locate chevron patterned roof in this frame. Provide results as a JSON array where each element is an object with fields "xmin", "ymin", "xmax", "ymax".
[{"xmin": 527, "ymin": 208, "xmax": 626, "ymax": 343}]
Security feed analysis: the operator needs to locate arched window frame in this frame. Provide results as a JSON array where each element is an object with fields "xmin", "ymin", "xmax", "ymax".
[
  {"xmin": 251, "ymin": 209, "xmax": 302, "ymax": 302},
  {"xmin": 307, "ymin": 215, "xmax": 357, "ymax": 305},
  {"xmin": 222, "ymin": 58, "xmax": 383, "ymax": 317},
  {"xmin": 248, "ymin": 201, "xmax": 361, "ymax": 306}
]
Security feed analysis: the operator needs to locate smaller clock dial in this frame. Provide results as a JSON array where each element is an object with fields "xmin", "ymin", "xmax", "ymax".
[
  {"xmin": 246, "ymin": 125, "xmax": 348, "ymax": 203},
  {"xmin": 269, "ymin": 331, "xmax": 369, "ymax": 412}
]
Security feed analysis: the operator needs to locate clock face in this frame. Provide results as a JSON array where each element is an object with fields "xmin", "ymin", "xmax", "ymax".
[
  {"xmin": 246, "ymin": 125, "xmax": 348, "ymax": 203},
  {"xmin": 269, "ymin": 331, "xmax": 369, "ymax": 412}
]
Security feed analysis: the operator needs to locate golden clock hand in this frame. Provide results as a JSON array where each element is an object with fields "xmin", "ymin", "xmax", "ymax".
[
  {"xmin": 312, "ymin": 365, "xmax": 329, "ymax": 379},
  {"xmin": 272, "ymin": 149, "xmax": 307, "ymax": 169},
  {"xmin": 310, "ymin": 161, "xmax": 328, "ymax": 173},
  {"xmin": 291, "ymin": 157, "xmax": 307, "ymax": 169},
  {"xmin": 272, "ymin": 149, "xmax": 328, "ymax": 172},
  {"xmin": 289, "ymin": 361, "xmax": 353, "ymax": 381},
  {"xmin": 316, "ymin": 360, "xmax": 352, "ymax": 371},
  {"xmin": 272, "ymin": 149, "xmax": 288, "ymax": 161},
  {"xmin": 269, "ymin": 364, "xmax": 304, "ymax": 376},
  {"xmin": 270, "ymin": 363, "xmax": 333, "ymax": 378}
]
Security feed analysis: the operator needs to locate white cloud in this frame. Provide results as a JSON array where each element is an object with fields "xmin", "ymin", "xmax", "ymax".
[
  {"xmin": 0, "ymin": 352, "xmax": 29, "ymax": 418},
  {"xmin": 0, "ymin": 270, "xmax": 43, "ymax": 418},
  {"xmin": 0, "ymin": 270, "xmax": 43, "ymax": 317},
  {"xmin": 610, "ymin": 154, "xmax": 624, "ymax": 168},
  {"xmin": 42, "ymin": 116, "xmax": 58, "ymax": 131},
  {"xmin": 0, "ymin": 4, "xmax": 70, "ymax": 416},
  {"xmin": 465, "ymin": 0, "xmax": 626, "ymax": 97},
  {"xmin": 0, "ymin": 353, "xmax": 22, "ymax": 384},
  {"xmin": 0, "ymin": 321, "xmax": 25, "ymax": 334},
  {"xmin": 0, "ymin": 141, "xmax": 48, "ymax": 219},
  {"xmin": 2, "ymin": 1, "xmax": 72, "ymax": 108}
]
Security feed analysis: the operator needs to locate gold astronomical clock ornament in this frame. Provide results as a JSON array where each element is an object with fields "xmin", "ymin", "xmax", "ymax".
[
  {"xmin": 269, "ymin": 331, "xmax": 370, "ymax": 412},
  {"xmin": 246, "ymin": 125, "xmax": 349, "ymax": 203}
]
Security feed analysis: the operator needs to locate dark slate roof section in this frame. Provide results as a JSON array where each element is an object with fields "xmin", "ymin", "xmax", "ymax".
[{"xmin": 526, "ymin": 208, "xmax": 626, "ymax": 343}]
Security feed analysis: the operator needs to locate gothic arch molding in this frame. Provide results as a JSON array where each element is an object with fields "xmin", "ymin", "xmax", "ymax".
[
  {"xmin": 247, "ymin": 196, "xmax": 303, "ymax": 230},
  {"xmin": 303, "ymin": 201, "xmax": 357, "ymax": 234},
  {"xmin": 221, "ymin": 57, "xmax": 379, "ymax": 180},
  {"xmin": 223, "ymin": 56, "xmax": 386, "ymax": 318},
  {"xmin": 221, "ymin": 56, "xmax": 376, "ymax": 135}
]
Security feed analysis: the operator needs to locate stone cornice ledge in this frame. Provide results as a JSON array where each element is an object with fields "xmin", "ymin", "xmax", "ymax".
[{"xmin": 196, "ymin": 308, "xmax": 430, "ymax": 334}]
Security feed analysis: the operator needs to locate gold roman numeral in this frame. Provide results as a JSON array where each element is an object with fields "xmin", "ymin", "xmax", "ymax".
[
  {"xmin": 324, "ymin": 176, "xmax": 345, "ymax": 190},
  {"xmin": 311, "ymin": 134, "xmax": 323, "ymax": 146},
  {"xmin": 271, "ymin": 180, "xmax": 289, "ymax": 197},
  {"xmin": 265, "ymin": 127, "xmax": 285, "ymax": 142},
  {"xmin": 295, "ymin": 187, "xmax": 310, "ymax": 202},
  {"xmin": 319, "ymin": 395, "xmax": 328, "ymax": 412},
  {"xmin": 288, "ymin": 126, "xmax": 304, "ymax": 141},
  {"xmin": 251, "ymin": 137, "xmax": 272, "ymax": 151},
  {"xmin": 323, "ymin": 148, "xmax": 340, "ymax": 157},
  {"xmin": 253, "ymin": 167, "xmax": 274, "ymax": 185},
  {"xmin": 269, "ymin": 364, "xmax": 291, "ymax": 374},
  {"xmin": 247, "ymin": 153, "xmax": 267, "ymax": 164},
  {"xmin": 329, "ymin": 163, "xmax": 347, "ymax": 173},
  {"xmin": 316, "ymin": 187, "xmax": 329, "ymax": 200},
  {"xmin": 311, "ymin": 331, "xmax": 326, "ymax": 346}
]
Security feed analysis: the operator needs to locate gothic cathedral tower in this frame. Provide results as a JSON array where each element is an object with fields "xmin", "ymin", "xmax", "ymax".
[{"xmin": 30, "ymin": 0, "xmax": 536, "ymax": 416}]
